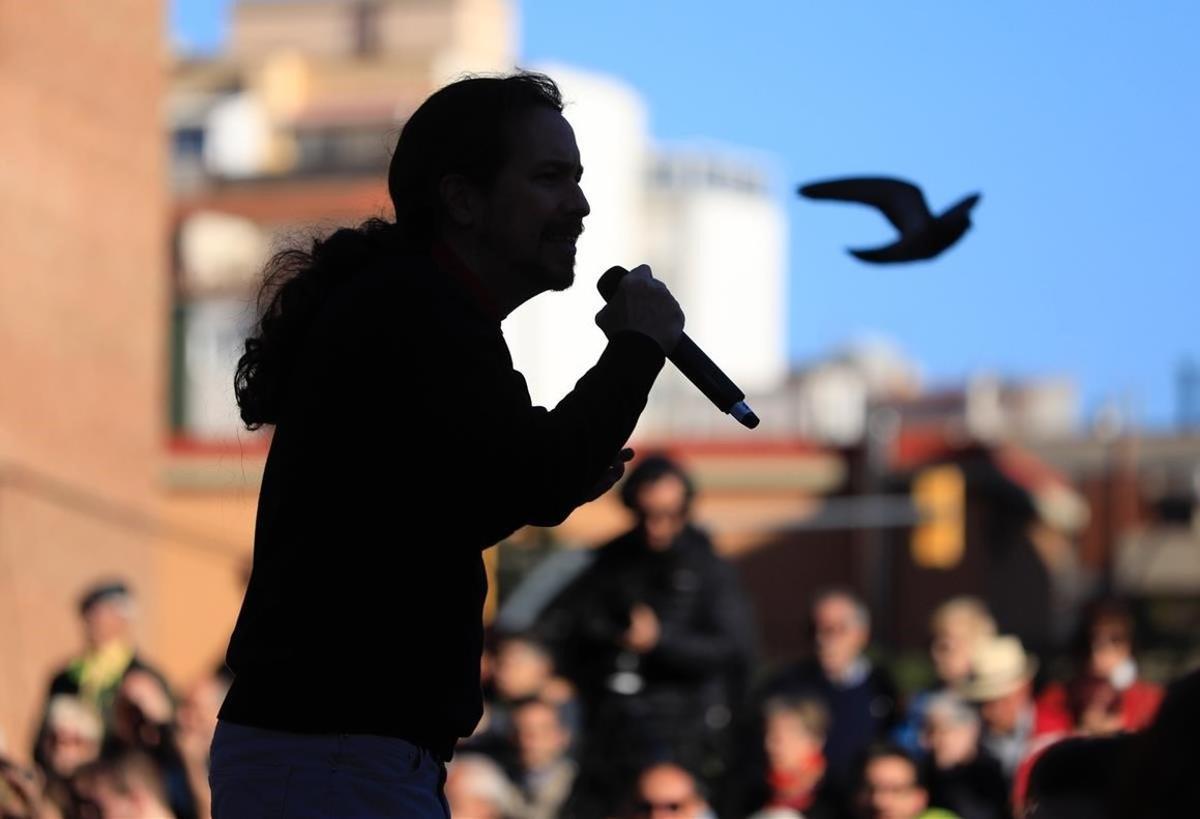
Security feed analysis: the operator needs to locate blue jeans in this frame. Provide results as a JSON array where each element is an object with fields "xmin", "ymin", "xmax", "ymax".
[{"xmin": 209, "ymin": 721, "xmax": 449, "ymax": 819}]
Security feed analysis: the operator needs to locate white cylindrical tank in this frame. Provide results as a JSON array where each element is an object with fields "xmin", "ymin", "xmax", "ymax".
[{"xmin": 646, "ymin": 151, "xmax": 788, "ymax": 397}]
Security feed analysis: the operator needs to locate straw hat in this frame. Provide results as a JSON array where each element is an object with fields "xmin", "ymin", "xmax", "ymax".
[{"xmin": 957, "ymin": 635, "xmax": 1038, "ymax": 702}]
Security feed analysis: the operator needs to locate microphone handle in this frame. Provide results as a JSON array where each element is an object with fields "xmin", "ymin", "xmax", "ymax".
[
  {"xmin": 598, "ymin": 266, "xmax": 759, "ymax": 428},
  {"xmin": 672, "ymin": 334, "xmax": 746, "ymax": 413}
]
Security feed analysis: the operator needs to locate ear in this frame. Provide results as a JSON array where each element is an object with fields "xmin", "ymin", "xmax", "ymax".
[{"xmin": 438, "ymin": 173, "xmax": 482, "ymax": 229}]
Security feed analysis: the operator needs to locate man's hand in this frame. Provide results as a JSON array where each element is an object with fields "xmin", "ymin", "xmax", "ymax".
[
  {"xmin": 583, "ymin": 447, "xmax": 635, "ymax": 503},
  {"xmin": 595, "ymin": 265, "xmax": 685, "ymax": 354},
  {"xmin": 623, "ymin": 604, "xmax": 660, "ymax": 654}
]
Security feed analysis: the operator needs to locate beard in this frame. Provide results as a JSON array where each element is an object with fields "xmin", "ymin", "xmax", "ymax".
[
  {"xmin": 537, "ymin": 261, "xmax": 576, "ymax": 292},
  {"xmin": 478, "ymin": 218, "xmax": 583, "ymax": 295},
  {"xmin": 533, "ymin": 219, "xmax": 584, "ymax": 292}
]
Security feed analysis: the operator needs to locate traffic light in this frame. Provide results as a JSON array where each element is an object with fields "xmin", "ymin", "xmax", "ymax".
[{"xmin": 911, "ymin": 464, "xmax": 965, "ymax": 568}]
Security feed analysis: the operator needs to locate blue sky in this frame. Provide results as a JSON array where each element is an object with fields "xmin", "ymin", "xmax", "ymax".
[{"xmin": 173, "ymin": 1, "xmax": 1200, "ymax": 426}]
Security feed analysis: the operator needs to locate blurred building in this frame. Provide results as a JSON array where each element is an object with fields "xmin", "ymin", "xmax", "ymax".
[
  {"xmin": 0, "ymin": 0, "xmax": 169, "ymax": 760},
  {"xmin": 170, "ymin": 0, "xmax": 518, "ymax": 439},
  {"xmin": 1028, "ymin": 431, "xmax": 1200, "ymax": 671}
]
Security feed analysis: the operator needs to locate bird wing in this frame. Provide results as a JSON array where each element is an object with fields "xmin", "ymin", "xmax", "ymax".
[
  {"xmin": 799, "ymin": 177, "xmax": 931, "ymax": 235},
  {"xmin": 849, "ymin": 239, "xmax": 932, "ymax": 264}
]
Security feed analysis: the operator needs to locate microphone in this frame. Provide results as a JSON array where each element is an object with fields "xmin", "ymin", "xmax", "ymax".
[{"xmin": 598, "ymin": 266, "xmax": 760, "ymax": 430}]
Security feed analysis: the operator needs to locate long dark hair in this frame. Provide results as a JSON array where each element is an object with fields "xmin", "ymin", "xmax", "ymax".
[{"xmin": 234, "ymin": 72, "xmax": 563, "ymax": 429}]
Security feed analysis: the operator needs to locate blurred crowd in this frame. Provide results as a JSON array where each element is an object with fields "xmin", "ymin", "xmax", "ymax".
[{"xmin": 2, "ymin": 455, "xmax": 1197, "ymax": 819}]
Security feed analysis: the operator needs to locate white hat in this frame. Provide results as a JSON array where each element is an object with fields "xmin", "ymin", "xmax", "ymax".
[{"xmin": 957, "ymin": 635, "xmax": 1038, "ymax": 702}]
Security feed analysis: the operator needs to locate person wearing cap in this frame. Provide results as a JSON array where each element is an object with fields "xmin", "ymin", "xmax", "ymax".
[
  {"xmin": 625, "ymin": 762, "xmax": 714, "ymax": 819},
  {"xmin": 955, "ymin": 636, "xmax": 1069, "ymax": 783},
  {"xmin": 37, "ymin": 581, "xmax": 168, "ymax": 755}
]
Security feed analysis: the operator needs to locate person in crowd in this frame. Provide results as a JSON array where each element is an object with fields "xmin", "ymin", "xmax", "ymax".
[
  {"xmin": 956, "ymin": 636, "xmax": 1069, "ymax": 783},
  {"xmin": 505, "ymin": 698, "xmax": 579, "ymax": 819},
  {"xmin": 74, "ymin": 751, "xmax": 175, "ymax": 819},
  {"xmin": 107, "ymin": 670, "xmax": 197, "ymax": 819},
  {"xmin": 39, "ymin": 582, "xmax": 167, "ymax": 748},
  {"xmin": 1016, "ymin": 667, "xmax": 1200, "ymax": 819},
  {"xmin": 34, "ymin": 695, "xmax": 103, "ymax": 818},
  {"xmin": 895, "ymin": 598, "xmax": 996, "ymax": 755},
  {"xmin": 175, "ymin": 665, "xmax": 232, "ymax": 819},
  {"xmin": 625, "ymin": 762, "xmax": 714, "ymax": 819},
  {"xmin": 37, "ymin": 696, "xmax": 102, "ymax": 784},
  {"xmin": 852, "ymin": 744, "xmax": 958, "ymax": 819},
  {"xmin": 1036, "ymin": 598, "xmax": 1162, "ymax": 734},
  {"xmin": 444, "ymin": 753, "xmax": 516, "ymax": 819},
  {"xmin": 470, "ymin": 633, "xmax": 580, "ymax": 755},
  {"xmin": 919, "ymin": 693, "xmax": 1007, "ymax": 819},
  {"xmin": 762, "ymin": 588, "xmax": 898, "ymax": 793},
  {"xmin": 541, "ymin": 455, "xmax": 756, "ymax": 816},
  {"xmin": 744, "ymin": 694, "xmax": 843, "ymax": 819}
]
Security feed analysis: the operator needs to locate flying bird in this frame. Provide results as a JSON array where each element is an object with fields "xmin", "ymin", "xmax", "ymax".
[{"xmin": 798, "ymin": 177, "xmax": 981, "ymax": 263}]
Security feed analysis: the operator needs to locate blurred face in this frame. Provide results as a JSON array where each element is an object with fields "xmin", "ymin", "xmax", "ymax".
[
  {"xmin": 930, "ymin": 620, "xmax": 977, "ymax": 685},
  {"xmin": 43, "ymin": 724, "xmax": 100, "ymax": 778},
  {"xmin": 513, "ymin": 702, "xmax": 570, "ymax": 771},
  {"xmin": 857, "ymin": 757, "xmax": 928, "ymax": 819},
  {"xmin": 765, "ymin": 711, "xmax": 823, "ymax": 774},
  {"xmin": 979, "ymin": 685, "xmax": 1029, "ymax": 736},
  {"xmin": 74, "ymin": 774, "xmax": 166, "ymax": 819},
  {"xmin": 477, "ymin": 107, "xmax": 590, "ymax": 294},
  {"xmin": 921, "ymin": 713, "xmax": 980, "ymax": 770},
  {"xmin": 494, "ymin": 640, "xmax": 553, "ymax": 701},
  {"xmin": 813, "ymin": 596, "xmax": 869, "ymax": 678},
  {"xmin": 1089, "ymin": 622, "xmax": 1132, "ymax": 680},
  {"xmin": 82, "ymin": 600, "xmax": 131, "ymax": 649},
  {"xmin": 635, "ymin": 475, "xmax": 690, "ymax": 551},
  {"xmin": 635, "ymin": 765, "xmax": 706, "ymax": 819}
]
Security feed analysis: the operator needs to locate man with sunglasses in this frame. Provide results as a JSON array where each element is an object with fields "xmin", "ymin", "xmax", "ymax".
[{"xmin": 628, "ymin": 763, "xmax": 713, "ymax": 819}]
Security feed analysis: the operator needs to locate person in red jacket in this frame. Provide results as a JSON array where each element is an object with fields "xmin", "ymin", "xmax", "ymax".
[{"xmin": 1036, "ymin": 598, "xmax": 1163, "ymax": 734}]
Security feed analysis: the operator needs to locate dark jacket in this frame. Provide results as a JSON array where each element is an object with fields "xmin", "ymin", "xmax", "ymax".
[
  {"xmin": 544, "ymin": 525, "xmax": 756, "ymax": 703},
  {"xmin": 219, "ymin": 246, "xmax": 665, "ymax": 758},
  {"xmin": 760, "ymin": 658, "xmax": 899, "ymax": 792},
  {"xmin": 926, "ymin": 750, "xmax": 1009, "ymax": 819}
]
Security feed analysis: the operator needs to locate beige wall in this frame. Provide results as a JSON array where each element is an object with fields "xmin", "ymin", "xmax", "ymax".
[{"xmin": 0, "ymin": 0, "xmax": 166, "ymax": 760}]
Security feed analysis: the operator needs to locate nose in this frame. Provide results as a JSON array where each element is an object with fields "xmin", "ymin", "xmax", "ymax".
[{"xmin": 569, "ymin": 181, "xmax": 591, "ymax": 219}]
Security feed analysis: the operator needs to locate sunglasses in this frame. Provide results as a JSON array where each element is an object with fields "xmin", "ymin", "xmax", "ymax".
[{"xmin": 636, "ymin": 799, "xmax": 690, "ymax": 814}]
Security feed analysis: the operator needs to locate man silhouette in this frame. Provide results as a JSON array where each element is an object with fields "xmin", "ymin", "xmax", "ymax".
[{"xmin": 209, "ymin": 72, "xmax": 684, "ymax": 818}]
